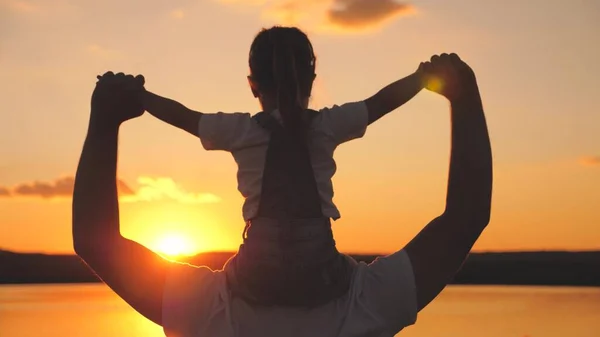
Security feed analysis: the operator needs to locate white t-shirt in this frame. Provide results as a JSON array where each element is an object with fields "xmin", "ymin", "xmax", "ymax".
[
  {"xmin": 197, "ymin": 101, "xmax": 369, "ymax": 221},
  {"xmin": 163, "ymin": 249, "xmax": 418, "ymax": 337}
]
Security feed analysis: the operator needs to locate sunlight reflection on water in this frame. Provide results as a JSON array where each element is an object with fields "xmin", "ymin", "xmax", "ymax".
[{"xmin": 1, "ymin": 284, "xmax": 599, "ymax": 337}]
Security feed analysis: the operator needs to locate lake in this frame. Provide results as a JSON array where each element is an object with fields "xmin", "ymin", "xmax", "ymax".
[{"xmin": 0, "ymin": 284, "xmax": 599, "ymax": 337}]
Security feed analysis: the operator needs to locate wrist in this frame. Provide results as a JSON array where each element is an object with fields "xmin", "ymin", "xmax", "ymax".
[
  {"xmin": 88, "ymin": 112, "xmax": 121, "ymax": 137},
  {"xmin": 414, "ymin": 69, "xmax": 427, "ymax": 89},
  {"xmin": 449, "ymin": 92, "xmax": 484, "ymax": 121},
  {"xmin": 449, "ymin": 82, "xmax": 481, "ymax": 106},
  {"xmin": 140, "ymin": 89, "xmax": 151, "ymax": 107}
]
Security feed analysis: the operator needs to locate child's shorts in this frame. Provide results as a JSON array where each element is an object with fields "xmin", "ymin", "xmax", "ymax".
[{"xmin": 224, "ymin": 217, "xmax": 356, "ymax": 307}]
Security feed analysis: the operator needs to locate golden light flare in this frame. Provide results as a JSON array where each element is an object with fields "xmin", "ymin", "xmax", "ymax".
[
  {"xmin": 426, "ymin": 77, "xmax": 444, "ymax": 94},
  {"xmin": 153, "ymin": 232, "xmax": 197, "ymax": 258},
  {"xmin": 121, "ymin": 203, "xmax": 239, "ymax": 258}
]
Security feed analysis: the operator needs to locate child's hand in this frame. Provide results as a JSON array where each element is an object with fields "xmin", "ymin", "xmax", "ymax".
[
  {"xmin": 96, "ymin": 72, "xmax": 145, "ymax": 89},
  {"xmin": 420, "ymin": 53, "xmax": 478, "ymax": 102},
  {"xmin": 416, "ymin": 62, "xmax": 429, "ymax": 89}
]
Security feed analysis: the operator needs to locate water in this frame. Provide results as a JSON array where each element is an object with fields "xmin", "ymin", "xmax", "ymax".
[{"xmin": 1, "ymin": 284, "xmax": 599, "ymax": 337}]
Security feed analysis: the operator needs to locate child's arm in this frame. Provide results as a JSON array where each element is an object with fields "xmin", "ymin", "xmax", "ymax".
[
  {"xmin": 365, "ymin": 67, "xmax": 425, "ymax": 125},
  {"xmin": 142, "ymin": 91, "xmax": 202, "ymax": 137}
]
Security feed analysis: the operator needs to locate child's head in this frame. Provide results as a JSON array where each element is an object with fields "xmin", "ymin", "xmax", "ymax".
[{"xmin": 248, "ymin": 26, "xmax": 316, "ymax": 138}]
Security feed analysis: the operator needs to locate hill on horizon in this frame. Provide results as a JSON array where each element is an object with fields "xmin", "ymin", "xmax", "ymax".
[{"xmin": 1, "ymin": 249, "xmax": 599, "ymax": 287}]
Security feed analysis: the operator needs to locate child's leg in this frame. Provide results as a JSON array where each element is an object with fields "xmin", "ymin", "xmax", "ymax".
[{"xmin": 224, "ymin": 217, "xmax": 357, "ymax": 307}]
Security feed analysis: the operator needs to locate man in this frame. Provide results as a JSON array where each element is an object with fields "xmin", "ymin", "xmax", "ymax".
[{"xmin": 72, "ymin": 53, "xmax": 492, "ymax": 336}]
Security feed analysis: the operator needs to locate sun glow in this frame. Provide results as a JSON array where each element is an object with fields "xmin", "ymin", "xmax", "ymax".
[
  {"xmin": 154, "ymin": 232, "xmax": 197, "ymax": 257},
  {"xmin": 426, "ymin": 77, "xmax": 444, "ymax": 93}
]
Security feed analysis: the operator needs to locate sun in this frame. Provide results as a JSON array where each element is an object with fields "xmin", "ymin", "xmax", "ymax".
[{"xmin": 154, "ymin": 233, "xmax": 197, "ymax": 258}]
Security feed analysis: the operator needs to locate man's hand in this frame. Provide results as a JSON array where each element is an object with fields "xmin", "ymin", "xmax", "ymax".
[
  {"xmin": 73, "ymin": 71, "xmax": 171, "ymax": 326},
  {"xmin": 420, "ymin": 53, "xmax": 478, "ymax": 102},
  {"xmin": 91, "ymin": 71, "xmax": 146, "ymax": 129}
]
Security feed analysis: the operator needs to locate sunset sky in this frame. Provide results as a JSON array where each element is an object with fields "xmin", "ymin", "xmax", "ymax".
[{"xmin": 1, "ymin": 0, "xmax": 598, "ymax": 256}]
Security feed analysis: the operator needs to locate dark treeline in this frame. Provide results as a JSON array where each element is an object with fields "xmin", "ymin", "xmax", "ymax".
[{"xmin": 1, "ymin": 250, "xmax": 599, "ymax": 287}]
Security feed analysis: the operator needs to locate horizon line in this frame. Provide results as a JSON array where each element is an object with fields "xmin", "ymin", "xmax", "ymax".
[{"xmin": 3, "ymin": 248, "xmax": 600, "ymax": 257}]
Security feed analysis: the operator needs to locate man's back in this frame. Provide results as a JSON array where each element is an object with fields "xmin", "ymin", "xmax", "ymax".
[{"xmin": 162, "ymin": 251, "xmax": 418, "ymax": 337}]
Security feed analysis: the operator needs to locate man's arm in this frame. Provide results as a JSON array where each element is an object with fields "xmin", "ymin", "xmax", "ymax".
[
  {"xmin": 143, "ymin": 91, "xmax": 202, "ymax": 136},
  {"xmin": 404, "ymin": 55, "xmax": 493, "ymax": 311},
  {"xmin": 73, "ymin": 78, "xmax": 172, "ymax": 325},
  {"xmin": 364, "ymin": 70, "xmax": 425, "ymax": 125}
]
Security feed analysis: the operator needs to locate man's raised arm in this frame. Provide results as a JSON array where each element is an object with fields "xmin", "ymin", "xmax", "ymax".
[
  {"xmin": 72, "ymin": 72, "xmax": 170, "ymax": 326},
  {"xmin": 404, "ymin": 54, "xmax": 493, "ymax": 311}
]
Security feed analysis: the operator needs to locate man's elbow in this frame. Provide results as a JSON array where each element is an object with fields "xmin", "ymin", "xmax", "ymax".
[
  {"xmin": 72, "ymin": 229, "xmax": 115, "ymax": 261},
  {"xmin": 73, "ymin": 235, "xmax": 95, "ymax": 260},
  {"xmin": 444, "ymin": 204, "xmax": 491, "ymax": 232},
  {"xmin": 476, "ymin": 197, "xmax": 492, "ymax": 228},
  {"xmin": 473, "ymin": 212, "xmax": 491, "ymax": 232}
]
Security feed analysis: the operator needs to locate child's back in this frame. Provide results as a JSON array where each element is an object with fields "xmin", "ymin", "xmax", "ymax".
[{"xmin": 197, "ymin": 102, "xmax": 368, "ymax": 222}]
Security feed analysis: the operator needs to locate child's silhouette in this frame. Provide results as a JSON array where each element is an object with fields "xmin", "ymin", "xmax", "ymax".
[{"xmin": 115, "ymin": 26, "xmax": 426, "ymax": 306}]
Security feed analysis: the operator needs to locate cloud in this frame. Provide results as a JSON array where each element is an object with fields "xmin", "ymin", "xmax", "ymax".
[
  {"xmin": 217, "ymin": 0, "xmax": 415, "ymax": 34},
  {"xmin": 0, "ymin": 176, "xmax": 220, "ymax": 204},
  {"xmin": 326, "ymin": 0, "xmax": 414, "ymax": 31},
  {"xmin": 0, "ymin": 187, "xmax": 10, "ymax": 196},
  {"xmin": 120, "ymin": 177, "xmax": 221, "ymax": 204},
  {"xmin": 579, "ymin": 156, "xmax": 600, "ymax": 167},
  {"xmin": 170, "ymin": 9, "xmax": 185, "ymax": 19},
  {"xmin": 0, "ymin": 176, "xmax": 133, "ymax": 199}
]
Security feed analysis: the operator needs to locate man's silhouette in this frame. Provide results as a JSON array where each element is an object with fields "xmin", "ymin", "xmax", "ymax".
[{"xmin": 72, "ymin": 53, "xmax": 493, "ymax": 336}]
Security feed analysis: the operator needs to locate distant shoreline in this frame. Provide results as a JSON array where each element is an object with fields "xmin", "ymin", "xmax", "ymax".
[{"xmin": 1, "ymin": 250, "xmax": 599, "ymax": 287}]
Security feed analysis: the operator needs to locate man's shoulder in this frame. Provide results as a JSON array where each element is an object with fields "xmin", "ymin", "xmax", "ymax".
[
  {"xmin": 163, "ymin": 263, "xmax": 227, "ymax": 336},
  {"xmin": 164, "ymin": 263, "xmax": 226, "ymax": 312},
  {"xmin": 166, "ymin": 262, "xmax": 225, "ymax": 293}
]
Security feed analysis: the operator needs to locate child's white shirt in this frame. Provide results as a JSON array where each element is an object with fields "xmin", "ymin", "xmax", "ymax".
[{"xmin": 196, "ymin": 101, "xmax": 369, "ymax": 221}]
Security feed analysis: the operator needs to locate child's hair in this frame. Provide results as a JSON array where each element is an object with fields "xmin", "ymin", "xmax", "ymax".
[{"xmin": 249, "ymin": 26, "xmax": 316, "ymax": 142}]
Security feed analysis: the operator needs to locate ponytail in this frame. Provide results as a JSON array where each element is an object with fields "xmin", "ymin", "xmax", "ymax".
[{"xmin": 272, "ymin": 37, "xmax": 306, "ymax": 142}]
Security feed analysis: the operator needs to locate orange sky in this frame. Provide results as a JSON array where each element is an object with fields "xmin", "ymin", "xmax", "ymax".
[{"xmin": 0, "ymin": 0, "xmax": 599, "ymax": 255}]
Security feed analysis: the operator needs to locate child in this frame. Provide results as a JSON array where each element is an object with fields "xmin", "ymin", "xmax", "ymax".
[{"xmin": 138, "ymin": 26, "xmax": 426, "ymax": 307}]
